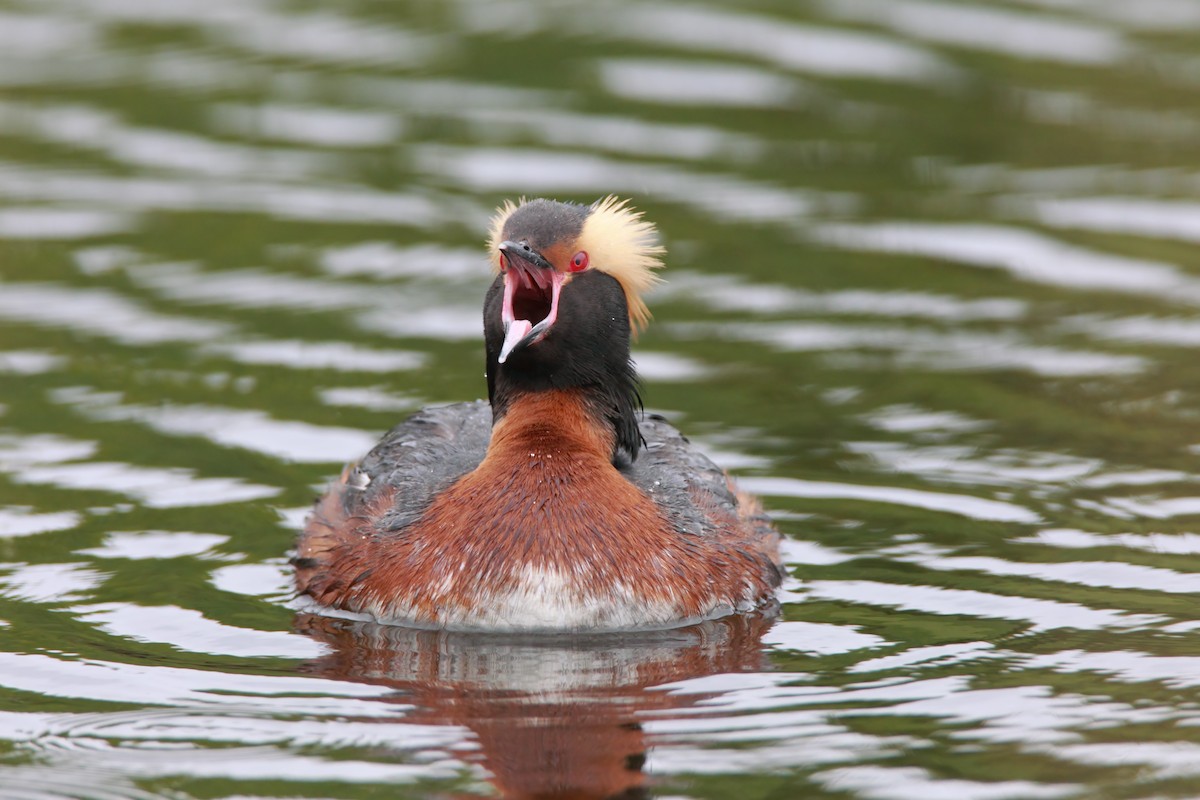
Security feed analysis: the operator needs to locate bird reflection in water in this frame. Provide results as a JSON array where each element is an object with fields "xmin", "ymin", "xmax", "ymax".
[{"xmin": 296, "ymin": 610, "xmax": 777, "ymax": 799}]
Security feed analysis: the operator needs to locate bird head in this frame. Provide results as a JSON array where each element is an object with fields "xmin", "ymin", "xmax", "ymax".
[{"xmin": 484, "ymin": 196, "xmax": 664, "ymax": 366}]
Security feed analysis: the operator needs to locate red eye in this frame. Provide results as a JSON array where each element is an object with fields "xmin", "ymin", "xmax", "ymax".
[{"xmin": 570, "ymin": 251, "xmax": 588, "ymax": 272}]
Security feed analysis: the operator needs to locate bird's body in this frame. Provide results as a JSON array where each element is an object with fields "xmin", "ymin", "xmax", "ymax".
[{"xmin": 294, "ymin": 197, "xmax": 782, "ymax": 631}]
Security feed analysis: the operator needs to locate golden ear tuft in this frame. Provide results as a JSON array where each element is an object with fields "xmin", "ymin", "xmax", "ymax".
[
  {"xmin": 486, "ymin": 197, "xmax": 523, "ymax": 272},
  {"xmin": 580, "ymin": 196, "xmax": 665, "ymax": 334}
]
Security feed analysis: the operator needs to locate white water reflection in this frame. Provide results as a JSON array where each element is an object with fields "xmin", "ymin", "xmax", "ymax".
[
  {"xmin": 0, "ymin": 650, "xmax": 395, "ymax": 709},
  {"xmin": 0, "ymin": 433, "xmax": 98, "ymax": 468},
  {"xmin": 862, "ymin": 404, "xmax": 991, "ymax": 435},
  {"xmin": 13, "ymin": 461, "xmax": 282, "ymax": 508},
  {"xmin": 316, "ymin": 386, "xmax": 420, "ymax": 412},
  {"xmin": 1017, "ymin": 528, "xmax": 1200, "ymax": 554},
  {"xmin": 823, "ymin": 0, "xmax": 1127, "ymax": 65},
  {"xmin": 1013, "ymin": 0, "xmax": 1200, "ymax": 31},
  {"xmin": 0, "ymin": 206, "xmax": 134, "ymax": 239},
  {"xmin": 413, "ymin": 144, "xmax": 829, "ymax": 223},
  {"xmin": 0, "ymin": 562, "xmax": 106, "ymax": 603},
  {"xmin": 1051, "ymin": 741, "xmax": 1200, "ymax": 779},
  {"xmin": 4, "ymin": 750, "xmax": 466, "ymax": 787},
  {"xmin": 356, "ymin": 302, "xmax": 483, "ymax": 341},
  {"xmin": 1099, "ymin": 495, "xmax": 1200, "ymax": 520},
  {"xmin": 1065, "ymin": 314, "xmax": 1200, "ymax": 347},
  {"xmin": 762, "ymin": 621, "xmax": 887, "ymax": 655},
  {"xmin": 1, "ymin": 710, "xmax": 466, "ymax": 761},
  {"xmin": 210, "ymin": 561, "xmax": 292, "ymax": 598},
  {"xmin": 813, "ymin": 222, "xmax": 1200, "ymax": 302},
  {"xmin": 780, "ymin": 537, "xmax": 855, "ymax": 567},
  {"xmin": 1014, "ymin": 89, "xmax": 1200, "ymax": 143},
  {"xmin": 847, "ymin": 442, "xmax": 1101, "ymax": 486},
  {"xmin": 0, "ymin": 162, "xmax": 441, "ymax": 226},
  {"xmin": 1026, "ymin": 650, "xmax": 1200, "ymax": 688},
  {"xmin": 610, "ymin": 3, "xmax": 951, "ymax": 82},
  {"xmin": 1036, "ymin": 196, "xmax": 1200, "ymax": 244},
  {"xmin": 853, "ymin": 683, "xmax": 1175, "ymax": 744},
  {"xmin": 212, "ymin": 102, "xmax": 403, "ymax": 148},
  {"xmin": 0, "ymin": 11, "xmax": 98, "ymax": 54},
  {"xmin": 676, "ymin": 320, "xmax": 1145, "ymax": 377},
  {"xmin": 77, "ymin": 531, "xmax": 229, "ymax": 560},
  {"xmin": 951, "ymin": 162, "xmax": 1200, "ymax": 196},
  {"xmin": 129, "ymin": 262, "xmax": 482, "ymax": 342},
  {"xmin": 657, "ymin": 674, "xmax": 968, "ymax": 714},
  {"xmin": 660, "ymin": 270, "xmax": 1026, "ymax": 321},
  {"xmin": 203, "ymin": 339, "xmax": 427, "ymax": 373},
  {"xmin": 0, "ymin": 283, "xmax": 232, "ymax": 344},
  {"xmin": 72, "ymin": 603, "xmax": 325, "ymax": 659},
  {"xmin": 598, "ymin": 58, "xmax": 803, "ymax": 108},
  {"xmin": 0, "ymin": 350, "xmax": 67, "ymax": 374},
  {"xmin": 1082, "ymin": 469, "xmax": 1195, "ymax": 488},
  {"xmin": 211, "ymin": 12, "xmax": 446, "ymax": 69},
  {"xmin": 318, "ymin": 241, "xmax": 482, "ymax": 281},
  {"xmin": 741, "ymin": 476, "xmax": 1040, "ymax": 522},
  {"xmin": 72, "ymin": 244, "xmax": 141, "ymax": 274},
  {"xmin": 29, "ymin": 0, "xmax": 275, "ymax": 26},
  {"xmin": 815, "ymin": 765, "xmax": 1078, "ymax": 800},
  {"xmin": 130, "ymin": 262, "xmax": 385, "ymax": 311},
  {"xmin": 3, "ymin": 404, "xmax": 283, "ymax": 515},
  {"xmin": 849, "ymin": 642, "xmax": 998, "ymax": 673},
  {"xmin": 0, "ymin": 99, "xmax": 338, "ymax": 180},
  {"xmin": 456, "ymin": 103, "xmax": 768, "ymax": 163},
  {"xmin": 903, "ymin": 553, "xmax": 1200, "ymax": 594},
  {"xmin": 634, "ymin": 352, "xmax": 712, "ymax": 382},
  {"xmin": 53, "ymin": 388, "xmax": 376, "ymax": 464},
  {"xmin": 0, "ymin": 508, "xmax": 81, "ymax": 538},
  {"xmin": 805, "ymin": 580, "xmax": 1162, "ymax": 630},
  {"xmin": 646, "ymin": 737, "xmax": 908, "ymax": 775}
]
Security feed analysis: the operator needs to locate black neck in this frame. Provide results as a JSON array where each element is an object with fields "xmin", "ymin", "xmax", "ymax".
[{"xmin": 483, "ymin": 271, "xmax": 643, "ymax": 466}]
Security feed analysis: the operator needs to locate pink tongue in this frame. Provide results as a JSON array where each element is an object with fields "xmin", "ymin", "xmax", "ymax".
[{"xmin": 498, "ymin": 319, "xmax": 533, "ymax": 363}]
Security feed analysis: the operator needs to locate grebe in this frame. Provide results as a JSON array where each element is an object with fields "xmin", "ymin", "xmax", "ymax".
[{"xmin": 294, "ymin": 197, "xmax": 783, "ymax": 631}]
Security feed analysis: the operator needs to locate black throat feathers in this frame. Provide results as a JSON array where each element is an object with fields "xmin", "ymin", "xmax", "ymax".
[{"xmin": 484, "ymin": 269, "xmax": 643, "ymax": 467}]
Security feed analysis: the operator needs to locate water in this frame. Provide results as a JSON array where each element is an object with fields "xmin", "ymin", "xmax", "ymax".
[{"xmin": 1, "ymin": 0, "xmax": 1199, "ymax": 796}]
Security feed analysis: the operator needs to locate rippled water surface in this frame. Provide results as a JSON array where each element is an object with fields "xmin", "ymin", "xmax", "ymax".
[{"xmin": 3, "ymin": 1, "xmax": 1200, "ymax": 797}]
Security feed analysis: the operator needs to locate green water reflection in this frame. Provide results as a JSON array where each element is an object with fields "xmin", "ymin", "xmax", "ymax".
[{"xmin": 2, "ymin": 0, "xmax": 1200, "ymax": 797}]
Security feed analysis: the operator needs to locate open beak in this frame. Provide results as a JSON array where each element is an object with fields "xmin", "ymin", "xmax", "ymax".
[{"xmin": 497, "ymin": 240, "xmax": 566, "ymax": 363}]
